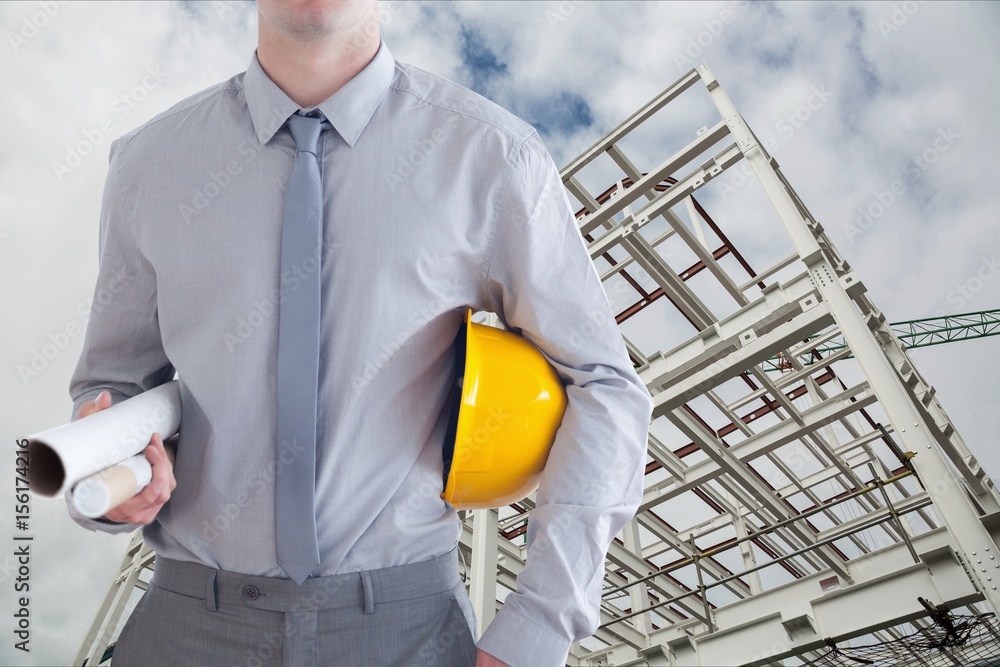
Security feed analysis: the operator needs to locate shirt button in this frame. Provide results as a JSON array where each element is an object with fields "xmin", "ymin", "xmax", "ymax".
[{"xmin": 243, "ymin": 585, "xmax": 260, "ymax": 601}]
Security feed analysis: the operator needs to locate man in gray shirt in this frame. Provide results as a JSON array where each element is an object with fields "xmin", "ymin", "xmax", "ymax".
[{"xmin": 71, "ymin": 1, "xmax": 652, "ymax": 665}]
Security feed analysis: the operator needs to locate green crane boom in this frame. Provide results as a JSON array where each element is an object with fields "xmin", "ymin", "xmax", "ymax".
[{"xmin": 763, "ymin": 308, "xmax": 1000, "ymax": 373}]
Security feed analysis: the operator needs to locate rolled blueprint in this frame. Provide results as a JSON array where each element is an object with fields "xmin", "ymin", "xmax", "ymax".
[
  {"xmin": 26, "ymin": 381, "xmax": 181, "ymax": 498},
  {"xmin": 70, "ymin": 444, "xmax": 177, "ymax": 518},
  {"xmin": 71, "ymin": 453, "xmax": 152, "ymax": 518}
]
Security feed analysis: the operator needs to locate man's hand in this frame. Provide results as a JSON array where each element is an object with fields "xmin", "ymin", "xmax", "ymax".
[
  {"xmin": 78, "ymin": 390, "xmax": 176, "ymax": 525},
  {"xmin": 476, "ymin": 648, "xmax": 510, "ymax": 667}
]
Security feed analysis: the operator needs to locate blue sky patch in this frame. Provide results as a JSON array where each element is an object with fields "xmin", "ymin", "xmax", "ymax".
[
  {"xmin": 456, "ymin": 22, "xmax": 593, "ymax": 138},
  {"xmin": 517, "ymin": 91, "xmax": 595, "ymax": 138},
  {"xmin": 459, "ymin": 25, "xmax": 508, "ymax": 97}
]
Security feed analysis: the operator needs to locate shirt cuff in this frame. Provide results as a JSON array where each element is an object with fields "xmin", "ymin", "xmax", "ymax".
[{"xmin": 477, "ymin": 606, "xmax": 571, "ymax": 667}]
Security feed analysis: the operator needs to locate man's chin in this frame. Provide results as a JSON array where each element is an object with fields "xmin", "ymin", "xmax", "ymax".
[{"xmin": 259, "ymin": 0, "xmax": 376, "ymax": 41}]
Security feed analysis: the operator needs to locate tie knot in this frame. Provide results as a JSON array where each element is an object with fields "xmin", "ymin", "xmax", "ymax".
[{"xmin": 287, "ymin": 113, "xmax": 325, "ymax": 154}]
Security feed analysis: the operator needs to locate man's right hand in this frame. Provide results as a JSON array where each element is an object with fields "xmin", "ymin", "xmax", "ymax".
[{"xmin": 78, "ymin": 390, "xmax": 177, "ymax": 525}]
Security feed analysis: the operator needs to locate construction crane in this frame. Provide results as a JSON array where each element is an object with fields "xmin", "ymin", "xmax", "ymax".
[{"xmin": 767, "ymin": 308, "xmax": 1000, "ymax": 373}]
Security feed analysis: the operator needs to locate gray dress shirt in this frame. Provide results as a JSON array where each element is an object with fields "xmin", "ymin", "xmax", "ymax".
[{"xmin": 68, "ymin": 41, "xmax": 653, "ymax": 667}]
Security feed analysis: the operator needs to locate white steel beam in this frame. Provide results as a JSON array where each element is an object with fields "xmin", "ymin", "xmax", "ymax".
[
  {"xmin": 458, "ymin": 520, "xmax": 649, "ymax": 650},
  {"xmin": 699, "ymin": 61, "xmax": 1000, "ymax": 614},
  {"xmin": 636, "ymin": 270, "xmax": 823, "ymax": 399},
  {"xmin": 586, "ymin": 143, "xmax": 744, "ymax": 259},
  {"xmin": 603, "ymin": 532, "xmax": 715, "ymax": 628},
  {"xmin": 620, "ymin": 230, "xmax": 716, "ymax": 330},
  {"xmin": 561, "ymin": 68, "xmax": 702, "ymax": 181},
  {"xmin": 665, "ymin": 407, "xmax": 852, "ymax": 583},
  {"xmin": 640, "ymin": 385, "xmax": 877, "ymax": 511},
  {"xmin": 469, "ymin": 509, "xmax": 499, "ymax": 635},
  {"xmin": 622, "ymin": 518, "xmax": 654, "ymax": 638},
  {"xmin": 648, "ymin": 303, "xmax": 836, "ymax": 418},
  {"xmin": 636, "ymin": 512, "xmax": 755, "ymax": 602},
  {"xmin": 605, "ymin": 141, "xmax": 748, "ymax": 307},
  {"xmin": 574, "ymin": 119, "xmax": 730, "ymax": 236},
  {"xmin": 603, "ymin": 526, "xmax": 982, "ymax": 666},
  {"xmin": 73, "ymin": 532, "xmax": 154, "ymax": 666}
]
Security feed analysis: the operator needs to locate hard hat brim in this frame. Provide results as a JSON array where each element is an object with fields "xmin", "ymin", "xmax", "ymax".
[{"xmin": 441, "ymin": 309, "xmax": 567, "ymax": 510}]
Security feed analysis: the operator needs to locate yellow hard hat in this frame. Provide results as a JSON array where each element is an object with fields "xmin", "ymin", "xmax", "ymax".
[{"xmin": 442, "ymin": 309, "xmax": 568, "ymax": 509}]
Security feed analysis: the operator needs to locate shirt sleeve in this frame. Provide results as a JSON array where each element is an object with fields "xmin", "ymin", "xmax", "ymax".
[
  {"xmin": 476, "ymin": 131, "xmax": 653, "ymax": 667},
  {"xmin": 66, "ymin": 137, "xmax": 174, "ymax": 535}
]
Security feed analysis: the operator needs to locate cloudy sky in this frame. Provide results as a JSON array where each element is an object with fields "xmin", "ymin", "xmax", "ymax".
[{"xmin": 1, "ymin": 1, "xmax": 998, "ymax": 664}]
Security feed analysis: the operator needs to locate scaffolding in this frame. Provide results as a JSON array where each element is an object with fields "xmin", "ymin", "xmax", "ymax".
[{"xmin": 76, "ymin": 65, "xmax": 1000, "ymax": 666}]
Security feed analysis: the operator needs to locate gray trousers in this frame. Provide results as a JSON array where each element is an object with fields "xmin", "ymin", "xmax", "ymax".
[{"xmin": 111, "ymin": 547, "xmax": 478, "ymax": 667}]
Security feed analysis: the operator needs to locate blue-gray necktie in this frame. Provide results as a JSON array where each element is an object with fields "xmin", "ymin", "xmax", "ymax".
[{"xmin": 275, "ymin": 112, "xmax": 326, "ymax": 584}]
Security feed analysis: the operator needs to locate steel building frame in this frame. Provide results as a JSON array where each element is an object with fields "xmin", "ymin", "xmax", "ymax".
[{"xmin": 77, "ymin": 65, "xmax": 1000, "ymax": 666}]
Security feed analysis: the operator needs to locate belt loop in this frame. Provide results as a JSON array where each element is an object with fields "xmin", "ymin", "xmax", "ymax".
[
  {"xmin": 360, "ymin": 571, "xmax": 375, "ymax": 615},
  {"xmin": 205, "ymin": 569, "xmax": 218, "ymax": 612}
]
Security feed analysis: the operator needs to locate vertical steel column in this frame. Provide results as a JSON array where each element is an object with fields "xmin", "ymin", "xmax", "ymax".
[
  {"xmin": 470, "ymin": 508, "xmax": 499, "ymax": 635},
  {"xmin": 689, "ymin": 535, "xmax": 716, "ymax": 633},
  {"xmin": 698, "ymin": 62, "xmax": 1000, "ymax": 613},
  {"xmin": 622, "ymin": 517, "xmax": 654, "ymax": 637},
  {"xmin": 725, "ymin": 489, "xmax": 763, "ymax": 595}
]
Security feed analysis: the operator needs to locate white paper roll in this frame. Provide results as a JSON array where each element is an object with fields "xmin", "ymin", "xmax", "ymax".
[
  {"xmin": 27, "ymin": 381, "xmax": 181, "ymax": 498},
  {"xmin": 71, "ymin": 453, "xmax": 152, "ymax": 518}
]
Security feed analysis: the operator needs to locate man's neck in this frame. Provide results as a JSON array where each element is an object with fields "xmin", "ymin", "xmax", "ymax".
[{"xmin": 257, "ymin": 8, "xmax": 380, "ymax": 109}]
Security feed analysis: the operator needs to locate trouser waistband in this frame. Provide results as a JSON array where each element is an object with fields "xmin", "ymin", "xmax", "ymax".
[{"xmin": 149, "ymin": 547, "xmax": 461, "ymax": 613}]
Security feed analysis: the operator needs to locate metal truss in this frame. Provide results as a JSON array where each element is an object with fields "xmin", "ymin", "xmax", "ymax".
[
  {"xmin": 74, "ymin": 532, "xmax": 153, "ymax": 665},
  {"xmin": 762, "ymin": 308, "xmax": 1000, "ymax": 372},
  {"xmin": 78, "ymin": 65, "xmax": 1000, "ymax": 667}
]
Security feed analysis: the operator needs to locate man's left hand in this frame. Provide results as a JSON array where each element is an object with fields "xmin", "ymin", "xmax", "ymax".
[{"xmin": 476, "ymin": 648, "xmax": 510, "ymax": 667}]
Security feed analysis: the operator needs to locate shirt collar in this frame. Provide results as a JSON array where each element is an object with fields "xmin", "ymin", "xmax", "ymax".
[{"xmin": 243, "ymin": 40, "xmax": 395, "ymax": 147}]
